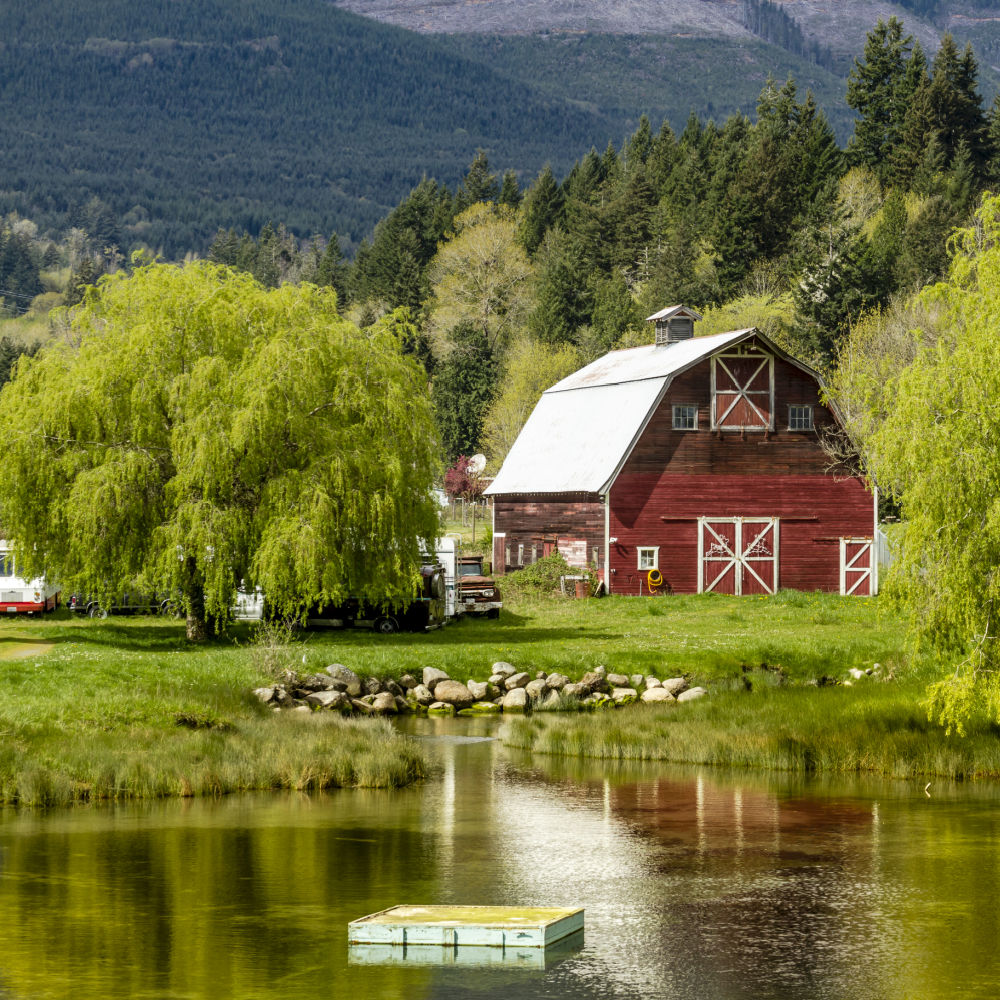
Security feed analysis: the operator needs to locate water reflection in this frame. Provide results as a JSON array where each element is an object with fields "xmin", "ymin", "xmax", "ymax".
[{"xmin": 1, "ymin": 717, "xmax": 999, "ymax": 998}]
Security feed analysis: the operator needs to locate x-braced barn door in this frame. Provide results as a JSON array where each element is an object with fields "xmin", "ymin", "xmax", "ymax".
[
  {"xmin": 840, "ymin": 537, "xmax": 874, "ymax": 596},
  {"xmin": 698, "ymin": 517, "xmax": 779, "ymax": 595}
]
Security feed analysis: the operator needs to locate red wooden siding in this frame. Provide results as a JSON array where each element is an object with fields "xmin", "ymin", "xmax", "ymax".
[
  {"xmin": 492, "ymin": 495, "xmax": 604, "ymax": 575},
  {"xmin": 609, "ymin": 473, "xmax": 872, "ymax": 594}
]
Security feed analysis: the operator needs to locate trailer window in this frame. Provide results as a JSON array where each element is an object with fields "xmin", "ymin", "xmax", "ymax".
[{"xmin": 0, "ymin": 553, "xmax": 13, "ymax": 577}]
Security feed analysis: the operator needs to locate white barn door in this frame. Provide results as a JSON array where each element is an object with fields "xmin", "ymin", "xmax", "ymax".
[
  {"xmin": 698, "ymin": 517, "xmax": 779, "ymax": 595},
  {"xmin": 840, "ymin": 537, "xmax": 874, "ymax": 596}
]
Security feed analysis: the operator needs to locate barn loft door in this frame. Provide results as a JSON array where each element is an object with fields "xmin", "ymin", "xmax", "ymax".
[
  {"xmin": 840, "ymin": 537, "xmax": 873, "ymax": 596},
  {"xmin": 698, "ymin": 517, "xmax": 779, "ymax": 595},
  {"xmin": 711, "ymin": 348, "xmax": 774, "ymax": 431}
]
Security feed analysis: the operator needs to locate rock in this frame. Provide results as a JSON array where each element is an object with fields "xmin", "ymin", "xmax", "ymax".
[
  {"xmin": 535, "ymin": 671, "xmax": 547, "ymax": 680},
  {"xmin": 458, "ymin": 701, "xmax": 503, "ymax": 716},
  {"xmin": 872, "ymin": 663, "xmax": 881, "ymax": 673},
  {"xmin": 641, "ymin": 687, "xmax": 676, "ymax": 704},
  {"xmin": 298, "ymin": 673, "xmax": 335, "ymax": 692},
  {"xmin": 363, "ymin": 676, "xmax": 383, "ymax": 696},
  {"xmin": 539, "ymin": 689, "xmax": 565, "ymax": 711},
  {"xmin": 484, "ymin": 682, "xmax": 501, "ymax": 700},
  {"xmin": 582, "ymin": 692, "xmax": 612, "ymax": 709},
  {"xmin": 428, "ymin": 701, "xmax": 456, "ymax": 716},
  {"xmin": 630, "ymin": 674, "xmax": 645, "ymax": 689},
  {"xmin": 843, "ymin": 679, "xmax": 854, "ymax": 687},
  {"xmin": 579, "ymin": 671, "xmax": 608, "ymax": 693},
  {"xmin": 398, "ymin": 674, "xmax": 418, "ymax": 690},
  {"xmin": 595, "ymin": 665, "xmax": 607, "ymax": 677},
  {"xmin": 253, "ymin": 686, "xmax": 277, "ymax": 704},
  {"xmin": 370, "ymin": 691, "xmax": 397, "ymax": 714},
  {"xmin": 488, "ymin": 674, "xmax": 505, "ymax": 686},
  {"xmin": 661, "ymin": 676, "xmax": 688, "ymax": 697},
  {"xmin": 611, "ymin": 687, "xmax": 639, "ymax": 706},
  {"xmin": 525, "ymin": 679, "xmax": 548, "ymax": 701},
  {"xmin": 606, "ymin": 672, "xmax": 630, "ymax": 688},
  {"xmin": 468, "ymin": 680, "xmax": 489, "ymax": 701},
  {"xmin": 359, "ymin": 694, "xmax": 376, "ymax": 706},
  {"xmin": 394, "ymin": 695, "xmax": 412, "ymax": 713},
  {"xmin": 848, "ymin": 667, "xmax": 865, "ymax": 680},
  {"xmin": 502, "ymin": 687, "xmax": 529, "ymax": 712},
  {"xmin": 292, "ymin": 704, "xmax": 311, "ymax": 713},
  {"xmin": 491, "ymin": 661, "xmax": 516, "ymax": 678},
  {"xmin": 433, "ymin": 680, "xmax": 475, "ymax": 708},
  {"xmin": 325, "ymin": 664, "xmax": 362, "ymax": 697},
  {"xmin": 676, "ymin": 686, "xmax": 707, "ymax": 702},
  {"xmin": 411, "ymin": 683, "xmax": 435, "ymax": 707},
  {"xmin": 350, "ymin": 698, "xmax": 374, "ymax": 714},
  {"xmin": 645, "ymin": 677, "xmax": 662, "ymax": 689},
  {"xmin": 422, "ymin": 667, "xmax": 451, "ymax": 691},
  {"xmin": 383, "ymin": 679, "xmax": 403, "ymax": 697},
  {"xmin": 562, "ymin": 683, "xmax": 585, "ymax": 699},
  {"xmin": 505, "ymin": 672, "xmax": 530, "ymax": 690},
  {"xmin": 305, "ymin": 690, "xmax": 350, "ymax": 711},
  {"xmin": 546, "ymin": 673, "xmax": 569, "ymax": 690}
]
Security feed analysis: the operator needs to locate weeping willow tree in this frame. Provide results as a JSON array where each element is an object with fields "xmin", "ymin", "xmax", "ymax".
[
  {"xmin": 0, "ymin": 262, "xmax": 441, "ymax": 640},
  {"xmin": 871, "ymin": 195, "xmax": 1000, "ymax": 731}
]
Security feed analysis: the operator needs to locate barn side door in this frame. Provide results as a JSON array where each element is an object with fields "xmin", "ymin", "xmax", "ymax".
[
  {"xmin": 840, "ymin": 537, "xmax": 873, "ymax": 596},
  {"xmin": 699, "ymin": 517, "xmax": 779, "ymax": 595}
]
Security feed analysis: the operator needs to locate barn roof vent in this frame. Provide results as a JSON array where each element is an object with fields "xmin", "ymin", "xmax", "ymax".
[{"xmin": 646, "ymin": 305, "xmax": 703, "ymax": 347}]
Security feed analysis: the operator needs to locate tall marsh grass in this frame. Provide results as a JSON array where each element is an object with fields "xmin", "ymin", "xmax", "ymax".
[{"xmin": 501, "ymin": 682, "xmax": 1000, "ymax": 781}]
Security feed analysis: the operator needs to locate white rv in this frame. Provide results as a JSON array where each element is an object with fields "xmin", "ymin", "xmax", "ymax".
[{"xmin": 0, "ymin": 541, "xmax": 60, "ymax": 613}]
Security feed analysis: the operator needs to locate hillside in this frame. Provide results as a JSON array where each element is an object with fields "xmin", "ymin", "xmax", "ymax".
[
  {"xmin": 0, "ymin": 0, "xmax": 996, "ymax": 257},
  {"xmin": 0, "ymin": 0, "xmax": 622, "ymax": 255}
]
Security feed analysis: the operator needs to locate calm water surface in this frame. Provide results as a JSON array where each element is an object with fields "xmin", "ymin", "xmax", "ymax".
[{"xmin": 2, "ymin": 716, "xmax": 999, "ymax": 999}]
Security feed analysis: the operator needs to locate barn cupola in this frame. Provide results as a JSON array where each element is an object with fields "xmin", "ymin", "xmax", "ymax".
[{"xmin": 646, "ymin": 305, "xmax": 703, "ymax": 347}]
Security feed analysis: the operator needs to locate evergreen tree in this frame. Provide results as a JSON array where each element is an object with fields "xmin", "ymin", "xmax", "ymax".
[
  {"xmin": 455, "ymin": 150, "xmax": 500, "ymax": 210},
  {"xmin": 846, "ymin": 18, "xmax": 915, "ymax": 181},
  {"xmin": 431, "ymin": 322, "xmax": 499, "ymax": 459},
  {"xmin": 498, "ymin": 170, "xmax": 521, "ymax": 209},
  {"xmin": 518, "ymin": 165, "xmax": 564, "ymax": 256},
  {"xmin": 927, "ymin": 35, "xmax": 988, "ymax": 177},
  {"xmin": 315, "ymin": 233, "xmax": 350, "ymax": 303},
  {"xmin": 528, "ymin": 228, "xmax": 591, "ymax": 344}
]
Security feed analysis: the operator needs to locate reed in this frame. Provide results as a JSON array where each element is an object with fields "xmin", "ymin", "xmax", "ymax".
[{"xmin": 500, "ymin": 680, "xmax": 1000, "ymax": 781}]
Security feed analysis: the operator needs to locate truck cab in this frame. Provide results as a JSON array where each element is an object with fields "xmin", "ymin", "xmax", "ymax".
[{"xmin": 455, "ymin": 555, "xmax": 502, "ymax": 619}]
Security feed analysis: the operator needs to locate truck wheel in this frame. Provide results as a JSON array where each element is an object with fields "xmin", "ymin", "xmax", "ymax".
[
  {"xmin": 89, "ymin": 605, "xmax": 108, "ymax": 619},
  {"xmin": 373, "ymin": 616, "xmax": 399, "ymax": 634}
]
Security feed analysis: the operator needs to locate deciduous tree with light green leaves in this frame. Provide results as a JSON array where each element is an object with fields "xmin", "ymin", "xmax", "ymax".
[
  {"xmin": 871, "ymin": 195, "xmax": 1000, "ymax": 732},
  {"xmin": 0, "ymin": 262, "xmax": 441, "ymax": 640}
]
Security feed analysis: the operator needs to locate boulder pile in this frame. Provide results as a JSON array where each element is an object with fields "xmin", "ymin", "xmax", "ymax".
[{"xmin": 253, "ymin": 662, "xmax": 707, "ymax": 716}]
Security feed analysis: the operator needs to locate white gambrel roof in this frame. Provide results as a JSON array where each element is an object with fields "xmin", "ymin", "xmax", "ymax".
[{"xmin": 486, "ymin": 329, "xmax": 755, "ymax": 496}]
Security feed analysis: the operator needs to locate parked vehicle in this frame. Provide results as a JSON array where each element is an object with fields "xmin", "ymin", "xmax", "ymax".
[
  {"xmin": 0, "ymin": 541, "xmax": 60, "ymax": 614},
  {"xmin": 455, "ymin": 554, "xmax": 502, "ymax": 618},
  {"xmin": 69, "ymin": 592, "xmax": 170, "ymax": 617},
  {"xmin": 302, "ymin": 561, "xmax": 447, "ymax": 633}
]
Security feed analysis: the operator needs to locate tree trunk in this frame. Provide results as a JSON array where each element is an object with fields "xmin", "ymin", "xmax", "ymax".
[{"xmin": 184, "ymin": 556, "xmax": 209, "ymax": 642}]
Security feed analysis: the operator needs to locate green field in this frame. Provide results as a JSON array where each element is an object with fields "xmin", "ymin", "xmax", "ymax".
[{"xmin": 1, "ymin": 590, "xmax": 983, "ymax": 803}]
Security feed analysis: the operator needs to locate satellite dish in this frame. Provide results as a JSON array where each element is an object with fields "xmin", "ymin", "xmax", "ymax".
[{"xmin": 468, "ymin": 453, "xmax": 487, "ymax": 475}]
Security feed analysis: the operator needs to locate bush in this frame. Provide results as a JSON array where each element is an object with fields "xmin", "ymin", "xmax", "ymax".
[{"xmin": 501, "ymin": 552, "xmax": 598, "ymax": 599}]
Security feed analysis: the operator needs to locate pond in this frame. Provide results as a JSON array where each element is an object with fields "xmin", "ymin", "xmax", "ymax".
[{"xmin": 1, "ymin": 716, "xmax": 999, "ymax": 999}]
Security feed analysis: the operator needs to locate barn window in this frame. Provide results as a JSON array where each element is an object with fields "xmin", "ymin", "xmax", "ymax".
[
  {"xmin": 637, "ymin": 547, "xmax": 659, "ymax": 570},
  {"xmin": 505, "ymin": 545, "xmax": 511, "ymax": 568},
  {"xmin": 530, "ymin": 544, "xmax": 537, "ymax": 564},
  {"xmin": 788, "ymin": 404, "xmax": 813, "ymax": 431},
  {"xmin": 517, "ymin": 543, "xmax": 524, "ymax": 565},
  {"xmin": 672, "ymin": 404, "xmax": 698, "ymax": 430}
]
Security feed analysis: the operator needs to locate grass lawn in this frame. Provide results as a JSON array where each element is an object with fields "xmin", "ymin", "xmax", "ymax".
[{"xmin": 1, "ymin": 589, "xmax": 983, "ymax": 801}]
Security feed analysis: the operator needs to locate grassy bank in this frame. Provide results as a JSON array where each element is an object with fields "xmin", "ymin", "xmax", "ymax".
[
  {"xmin": 500, "ymin": 681, "xmax": 1000, "ymax": 781},
  {"xmin": 0, "ymin": 616, "xmax": 425, "ymax": 806},
  {"xmin": 0, "ymin": 590, "xmax": 941, "ymax": 800}
]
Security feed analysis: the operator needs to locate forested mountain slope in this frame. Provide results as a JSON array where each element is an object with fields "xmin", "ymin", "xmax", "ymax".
[{"xmin": 0, "ymin": 0, "xmax": 622, "ymax": 254}]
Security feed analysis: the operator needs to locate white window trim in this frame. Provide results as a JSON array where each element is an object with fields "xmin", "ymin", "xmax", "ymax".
[
  {"xmin": 710, "ymin": 348, "xmax": 775, "ymax": 432},
  {"xmin": 672, "ymin": 404, "xmax": 699, "ymax": 431},
  {"xmin": 787, "ymin": 404, "xmax": 814, "ymax": 431},
  {"xmin": 637, "ymin": 546, "xmax": 659, "ymax": 571}
]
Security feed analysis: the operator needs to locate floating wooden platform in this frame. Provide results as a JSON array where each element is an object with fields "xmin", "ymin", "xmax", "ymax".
[{"xmin": 348, "ymin": 905, "xmax": 584, "ymax": 949}]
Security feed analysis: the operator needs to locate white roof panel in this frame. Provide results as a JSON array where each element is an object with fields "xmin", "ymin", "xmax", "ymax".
[{"xmin": 486, "ymin": 329, "xmax": 756, "ymax": 496}]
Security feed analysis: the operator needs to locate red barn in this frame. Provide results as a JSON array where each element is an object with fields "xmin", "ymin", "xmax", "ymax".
[{"xmin": 485, "ymin": 307, "xmax": 877, "ymax": 596}]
